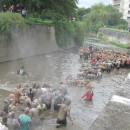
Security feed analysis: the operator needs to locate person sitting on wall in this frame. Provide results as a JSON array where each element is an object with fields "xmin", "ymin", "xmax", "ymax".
[{"xmin": 17, "ymin": 66, "xmax": 28, "ymax": 76}]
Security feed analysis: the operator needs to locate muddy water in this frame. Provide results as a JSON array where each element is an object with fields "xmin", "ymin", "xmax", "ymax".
[{"xmin": 0, "ymin": 41, "xmax": 129, "ymax": 130}]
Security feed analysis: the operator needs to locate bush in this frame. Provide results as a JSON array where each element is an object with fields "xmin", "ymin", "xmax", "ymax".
[
  {"xmin": 117, "ymin": 24, "xmax": 128, "ymax": 30},
  {"xmin": 25, "ymin": 17, "xmax": 53, "ymax": 24},
  {"xmin": 55, "ymin": 22, "xmax": 75, "ymax": 47},
  {"xmin": 73, "ymin": 21, "xmax": 86, "ymax": 46},
  {"xmin": 92, "ymin": 24, "xmax": 102, "ymax": 33},
  {"xmin": 0, "ymin": 12, "xmax": 25, "ymax": 33},
  {"xmin": 55, "ymin": 21, "xmax": 86, "ymax": 47}
]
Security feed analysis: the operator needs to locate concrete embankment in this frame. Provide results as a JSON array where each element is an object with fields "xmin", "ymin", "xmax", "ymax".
[
  {"xmin": 0, "ymin": 24, "xmax": 76, "ymax": 63},
  {"xmin": 89, "ymin": 73, "xmax": 130, "ymax": 130},
  {"xmin": 98, "ymin": 28, "xmax": 130, "ymax": 45}
]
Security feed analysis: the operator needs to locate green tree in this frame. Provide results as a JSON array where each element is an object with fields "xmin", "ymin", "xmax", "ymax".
[
  {"xmin": 82, "ymin": 3, "xmax": 107, "ymax": 33},
  {"xmin": 2, "ymin": 0, "xmax": 78, "ymax": 21},
  {"xmin": 76, "ymin": 7, "xmax": 91, "ymax": 21},
  {"xmin": 106, "ymin": 5, "xmax": 122, "ymax": 26}
]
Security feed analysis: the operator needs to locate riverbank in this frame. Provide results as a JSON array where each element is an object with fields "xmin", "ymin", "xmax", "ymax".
[
  {"xmin": 89, "ymin": 73, "xmax": 130, "ymax": 130},
  {"xmin": 97, "ymin": 28, "xmax": 130, "ymax": 49}
]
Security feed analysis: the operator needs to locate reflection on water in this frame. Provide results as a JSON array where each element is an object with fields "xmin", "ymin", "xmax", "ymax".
[{"xmin": 0, "ymin": 45, "xmax": 129, "ymax": 130}]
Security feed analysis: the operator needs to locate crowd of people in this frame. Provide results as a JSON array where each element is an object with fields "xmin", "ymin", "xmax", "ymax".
[
  {"xmin": 66, "ymin": 44, "xmax": 130, "ymax": 101},
  {"xmin": 1, "ymin": 4, "xmax": 26, "ymax": 18},
  {"xmin": 77, "ymin": 44, "xmax": 130, "ymax": 81},
  {"xmin": 0, "ymin": 44, "xmax": 129, "ymax": 129},
  {"xmin": 0, "ymin": 82, "xmax": 73, "ymax": 129}
]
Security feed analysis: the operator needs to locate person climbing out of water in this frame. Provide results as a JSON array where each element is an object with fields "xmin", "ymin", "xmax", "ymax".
[
  {"xmin": 80, "ymin": 86, "xmax": 93, "ymax": 101},
  {"xmin": 17, "ymin": 66, "xmax": 28, "ymax": 76},
  {"xmin": 18, "ymin": 107, "xmax": 31, "ymax": 130},
  {"xmin": 56, "ymin": 98, "xmax": 73, "ymax": 128}
]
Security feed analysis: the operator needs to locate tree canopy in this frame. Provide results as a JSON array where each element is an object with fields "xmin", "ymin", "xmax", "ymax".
[
  {"xmin": 81, "ymin": 3, "xmax": 128, "ymax": 33},
  {"xmin": 1, "ymin": 0, "xmax": 78, "ymax": 21}
]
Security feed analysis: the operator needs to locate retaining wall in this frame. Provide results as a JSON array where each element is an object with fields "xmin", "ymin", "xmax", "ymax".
[
  {"xmin": 0, "ymin": 24, "xmax": 75, "ymax": 62},
  {"xmin": 98, "ymin": 28, "xmax": 130, "ymax": 45}
]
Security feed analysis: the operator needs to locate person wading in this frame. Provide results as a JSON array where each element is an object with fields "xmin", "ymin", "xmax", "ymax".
[
  {"xmin": 80, "ymin": 86, "xmax": 94, "ymax": 101},
  {"xmin": 18, "ymin": 107, "xmax": 31, "ymax": 130},
  {"xmin": 56, "ymin": 98, "xmax": 73, "ymax": 128}
]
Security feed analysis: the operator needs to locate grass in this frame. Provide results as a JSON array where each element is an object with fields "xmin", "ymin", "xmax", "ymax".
[
  {"xmin": 102, "ymin": 27, "xmax": 129, "ymax": 33},
  {"xmin": 99, "ymin": 34, "xmax": 130, "ymax": 49},
  {"xmin": 109, "ymin": 41, "xmax": 130, "ymax": 49},
  {"xmin": 25, "ymin": 17, "xmax": 54, "ymax": 24}
]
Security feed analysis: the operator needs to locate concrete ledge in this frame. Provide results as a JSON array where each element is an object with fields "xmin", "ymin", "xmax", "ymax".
[{"xmin": 89, "ymin": 73, "xmax": 130, "ymax": 130}]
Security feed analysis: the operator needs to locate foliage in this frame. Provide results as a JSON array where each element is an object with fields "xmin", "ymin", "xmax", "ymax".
[
  {"xmin": 76, "ymin": 8, "xmax": 91, "ymax": 21},
  {"xmin": 1, "ymin": 0, "xmax": 78, "ymax": 21},
  {"xmin": 109, "ymin": 41, "xmax": 130, "ymax": 49},
  {"xmin": 0, "ymin": 12, "xmax": 25, "ymax": 33},
  {"xmin": 82, "ymin": 3, "xmax": 107, "ymax": 33},
  {"xmin": 91, "ymin": 24, "xmax": 102, "ymax": 33},
  {"xmin": 99, "ymin": 34, "xmax": 130, "ymax": 49},
  {"xmin": 106, "ymin": 5, "xmax": 123, "ymax": 26},
  {"xmin": 55, "ymin": 22, "xmax": 75, "ymax": 47},
  {"xmin": 73, "ymin": 21, "xmax": 86, "ymax": 46},
  {"xmin": 55, "ymin": 21, "xmax": 86, "ymax": 47},
  {"xmin": 82, "ymin": 3, "xmax": 128, "ymax": 33},
  {"xmin": 25, "ymin": 17, "xmax": 53, "ymax": 24},
  {"xmin": 102, "ymin": 27, "xmax": 129, "ymax": 33}
]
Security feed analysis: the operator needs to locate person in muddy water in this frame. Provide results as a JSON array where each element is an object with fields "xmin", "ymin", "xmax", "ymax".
[
  {"xmin": 17, "ymin": 66, "xmax": 28, "ymax": 76},
  {"xmin": 18, "ymin": 107, "xmax": 31, "ymax": 130},
  {"xmin": 80, "ymin": 86, "xmax": 93, "ymax": 101},
  {"xmin": 56, "ymin": 98, "xmax": 73, "ymax": 128}
]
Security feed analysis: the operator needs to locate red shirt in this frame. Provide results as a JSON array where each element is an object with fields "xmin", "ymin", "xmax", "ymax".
[
  {"xmin": 92, "ymin": 57, "xmax": 97, "ymax": 62},
  {"xmin": 81, "ymin": 90, "xmax": 93, "ymax": 101}
]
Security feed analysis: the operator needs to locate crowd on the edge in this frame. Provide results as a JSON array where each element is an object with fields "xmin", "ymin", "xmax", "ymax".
[
  {"xmin": 1, "ymin": 4, "xmax": 26, "ymax": 18},
  {"xmin": 0, "ymin": 45, "xmax": 130, "ymax": 130}
]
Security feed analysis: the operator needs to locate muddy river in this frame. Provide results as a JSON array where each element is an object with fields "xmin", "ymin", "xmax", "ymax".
[{"xmin": 0, "ymin": 39, "xmax": 129, "ymax": 130}]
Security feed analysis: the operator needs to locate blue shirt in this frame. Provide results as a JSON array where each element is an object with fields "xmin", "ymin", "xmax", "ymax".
[{"xmin": 18, "ymin": 114, "xmax": 31, "ymax": 130}]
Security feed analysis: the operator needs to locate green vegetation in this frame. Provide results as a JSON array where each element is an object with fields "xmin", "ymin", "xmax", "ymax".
[
  {"xmin": 73, "ymin": 21, "xmax": 86, "ymax": 46},
  {"xmin": 55, "ymin": 22, "xmax": 75, "ymax": 47},
  {"xmin": 1, "ymin": 1, "xmax": 129, "ymax": 48},
  {"xmin": 109, "ymin": 41, "xmax": 130, "ymax": 49},
  {"xmin": 0, "ymin": 12, "xmax": 25, "ymax": 33},
  {"xmin": 55, "ymin": 21, "xmax": 86, "ymax": 47},
  {"xmin": 25, "ymin": 17, "xmax": 53, "ymax": 24},
  {"xmin": 2, "ymin": 0, "xmax": 78, "ymax": 21},
  {"xmin": 78, "ymin": 3, "xmax": 128, "ymax": 33},
  {"xmin": 102, "ymin": 27, "xmax": 129, "ymax": 33},
  {"xmin": 99, "ymin": 34, "xmax": 130, "ymax": 49}
]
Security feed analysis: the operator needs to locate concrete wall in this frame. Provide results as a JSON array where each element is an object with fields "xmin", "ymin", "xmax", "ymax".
[
  {"xmin": 98, "ymin": 28, "xmax": 130, "ymax": 44},
  {"xmin": 0, "ymin": 24, "xmax": 75, "ymax": 62}
]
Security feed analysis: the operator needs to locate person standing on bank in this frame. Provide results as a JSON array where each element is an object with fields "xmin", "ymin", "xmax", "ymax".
[{"xmin": 21, "ymin": 8, "xmax": 26, "ymax": 18}]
